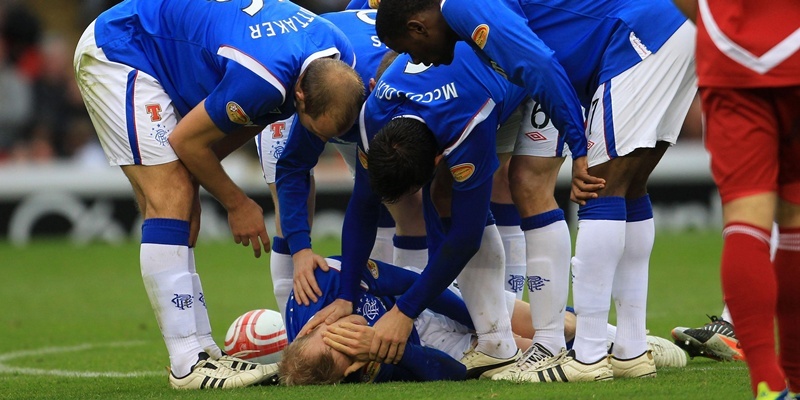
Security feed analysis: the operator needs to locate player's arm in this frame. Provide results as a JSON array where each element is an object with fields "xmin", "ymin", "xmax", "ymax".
[
  {"xmin": 298, "ymin": 142, "xmax": 380, "ymax": 334},
  {"xmin": 325, "ymin": 321, "xmax": 467, "ymax": 381},
  {"xmin": 169, "ymin": 99, "xmax": 271, "ymax": 258},
  {"xmin": 339, "ymin": 150, "xmax": 383, "ymax": 302},
  {"xmin": 369, "ymin": 176, "xmax": 493, "ymax": 364},
  {"xmin": 170, "ymin": 63, "xmax": 287, "ymax": 257},
  {"xmin": 442, "ymin": 0, "xmax": 604, "ymax": 203},
  {"xmin": 276, "ymin": 121, "xmax": 331, "ymax": 305},
  {"xmin": 359, "ymin": 258, "xmax": 473, "ymax": 329},
  {"xmin": 396, "ymin": 177, "xmax": 492, "ymax": 319}
]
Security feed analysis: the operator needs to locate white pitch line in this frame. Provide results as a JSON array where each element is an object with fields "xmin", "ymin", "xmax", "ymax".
[{"xmin": 0, "ymin": 341, "xmax": 162, "ymax": 378}]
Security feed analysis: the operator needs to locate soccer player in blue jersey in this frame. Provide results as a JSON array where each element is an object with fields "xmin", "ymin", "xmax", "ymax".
[
  {"xmin": 73, "ymin": 0, "xmax": 364, "ymax": 389},
  {"xmin": 374, "ymin": 0, "xmax": 697, "ymax": 382},
  {"xmin": 258, "ymin": 9, "xmax": 429, "ymax": 316},
  {"xmin": 279, "ymin": 257, "xmax": 687, "ymax": 385},
  {"xmin": 280, "ymin": 257, "xmax": 473, "ymax": 384},
  {"xmin": 302, "ymin": 44, "xmax": 541, "ymax": 378}
]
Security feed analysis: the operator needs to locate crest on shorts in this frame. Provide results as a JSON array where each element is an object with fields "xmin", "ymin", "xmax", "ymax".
[
  {"xmin": 471, "ymin": 24, "xmax": 490, "ymax": 49},
  {"xmin": 226, "ymin": 101, "xmax": 251, "ymax": 124},
  {"xmin": 358, "ymin": 147, "xmax": 369, "ymax": 169},
  {"xmin": 367, "ymin": 260, "xmax": 379, "ymax": 279},
  {"xmin": 450, "ymin": 163, "xmax": 475, "ymax": 182}
]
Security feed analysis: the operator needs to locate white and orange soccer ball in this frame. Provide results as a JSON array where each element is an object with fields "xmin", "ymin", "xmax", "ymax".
[{"xmin": 224, "ymin": 309, "xmax": 288, "ymax": 364}]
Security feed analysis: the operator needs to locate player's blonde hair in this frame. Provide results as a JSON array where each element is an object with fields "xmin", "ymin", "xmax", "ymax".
[{"xmin": 278, "ymin": 333, "xmax": 341, "ymax": 385}]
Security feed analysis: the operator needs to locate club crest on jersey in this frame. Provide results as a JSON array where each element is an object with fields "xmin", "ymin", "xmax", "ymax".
[
  {"xmin": 226, "ymin": 101, "xmax": 251, "ymax": 124},
  {"xmin": 471, "ymin": 24, "xmax": 490, "ymax": 50},
  {"xmin": 368, "ymin": 0, "xmax": 380, "ymax": 8},
  {"xmin": 367, "ymin": 260, "xmax": 379, "ymax": 279},
  {"xmin": 361, "ymin": 298, "xmax": 380, "ymax": 321},
  {"xmin": 450, "ymin": 163, "xmax": 475, "ymax": 182},
  {"xmin": 358, "ymin": 148, "xmax": 368, "ymax": 170}
]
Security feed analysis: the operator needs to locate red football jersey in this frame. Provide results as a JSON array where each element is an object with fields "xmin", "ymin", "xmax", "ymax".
[{"xmin": 696, "ymin": 0, "xmax": 800, "ymax": 88}]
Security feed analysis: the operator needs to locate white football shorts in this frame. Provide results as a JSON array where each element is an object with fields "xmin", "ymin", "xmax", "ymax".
[
  {"xmin": 496, "ymin": 98, "xmax": 569, "ymax": 158},
  {"xmin": 257, "ymin": 115, "xmax": 358, "ymax": 184},
  {"xmin": 73, "ymin": 21, "xmax": 180, "ymax": 167},
  {"xmin": 585, "ymin": 21, "xmax": 697, "ymax": 167}
]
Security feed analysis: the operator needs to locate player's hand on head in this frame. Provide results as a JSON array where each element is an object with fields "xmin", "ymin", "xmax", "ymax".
[
  {"xmin": 227, "ymin": 196, "xmax": 271, "ymax": 258},
  {"xmin": 292, "ymin": 249, "xmax": 330, "ymax": 305},
  {"xmin": 343, "ymin": 360, "xmax": 369, "ymax": 377},
  {"xmin": 570, "ymin": 156, "xmax": 605, "ymax": 205},
  {"xmin": 299, "ymin": 298, "xmax": 353, "ymax": 336},
  {"xmin": 323, "ymin": 321, "xmax": 374, "ymax": 362},
  {"xmin": 369, "ymin": 306, "xmax": 414, "ymax": 365}
]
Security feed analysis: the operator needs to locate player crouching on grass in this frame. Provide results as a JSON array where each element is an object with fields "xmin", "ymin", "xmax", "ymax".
[{"xmin": 277, "ymin": 257, "xmax": 688, "ymax": 385}]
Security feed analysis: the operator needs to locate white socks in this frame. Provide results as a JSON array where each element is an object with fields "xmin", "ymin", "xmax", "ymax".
[
  {"xmin": 393, "ymin": 235, "xmax": 428, "ymax": 269},
  {"xmin": 521, "ymin": 210, "xmax": 571, "ymax": 354},
  {"xmin": 456, "ymin": 226, "xmax": 517, "ymax": 359},
  {"xmin": 371, "ymin": 227, "xmax": 396, "ymax": 264},
  {"xmin": 270, "ymin": 236, "xmax": 294, "ymax": 316},
  {"xmin": 188, "ymin": 248, "xmax": 222, "ymax": 359},
  {"xmin": 571, "ymin": 197, "xmax": 627, "ymax": 364},
  {"xmin": 497, "ymin": 225, "xmax": 526, "ymax": 298},
  {"xmin": 611, "ymin": 218, "xmax": 653, "ymax": 359}
]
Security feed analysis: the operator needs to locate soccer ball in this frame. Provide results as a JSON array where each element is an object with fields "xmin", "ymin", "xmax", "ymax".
[{"xmin": 223, "ymin": 309, "xmax": 288, "ymax": 364}]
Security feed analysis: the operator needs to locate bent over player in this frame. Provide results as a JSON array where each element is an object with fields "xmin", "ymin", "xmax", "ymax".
[
  {"xmin": 73, "ymin": 0, "xmax": 364, "ymax": 389},
  {"xmin": 375, "ymin": 0, "xmax": 696, "ymax": 381}
]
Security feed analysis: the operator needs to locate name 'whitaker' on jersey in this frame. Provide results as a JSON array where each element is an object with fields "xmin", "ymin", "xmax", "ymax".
[
  {"xmin": 93, "ymin": 0, "xmax": 353, "ymax": 126},
  {"xmin": 248, "ymin": 9, "xmax": 316, "ymax": 39}
]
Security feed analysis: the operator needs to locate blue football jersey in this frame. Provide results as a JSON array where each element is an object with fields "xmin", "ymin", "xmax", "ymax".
[
  {"xmin": 439, "ymin": 0, "xmax": 686, "ymax": 156},
  {"xmin": 361, "ymin": 42, "xmax": 527, "ymax": 192},
  {"xmin": 274, "ymin": 9, "xmax": 388, "ymax": 255},
  {"xmin": 285, "ymin": 259, "xmax": 392, "ymax": 342},
  {"xmin": 338, "ymin": 43, "xmax": 526, "ymax": 317},
  {"xmin": 94, "ymin": 0, "xmax": 355, "ymax": 133},
  {"xmin": 285, "ymin": 257, "xmax": 468, "ymax": 383}
]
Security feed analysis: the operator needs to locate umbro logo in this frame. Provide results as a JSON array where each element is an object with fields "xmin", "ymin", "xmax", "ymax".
[
  {"xmin": 587, "ymin": 141, "xmax": 595, "ymax": 150},
  {"xmin": 525, "ymin": 132, "xmax": 546, "ymax": 141}
]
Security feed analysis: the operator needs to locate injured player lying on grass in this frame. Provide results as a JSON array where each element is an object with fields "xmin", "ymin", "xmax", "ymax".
[{"xmin": 277, "ymin": 257, "xmax": 687, "ymax": 385}]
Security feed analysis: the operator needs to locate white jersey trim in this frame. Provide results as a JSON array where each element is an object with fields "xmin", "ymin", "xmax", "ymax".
[
  {"xmin": 443, "ymin": 98, "xmax": 495, "ymax": 157},
  {"xmin": 217, "ymin": 45, "xmax": 286, "ymax": 102},
  {"xmin": 699, "ymin": 0, "xmax": 800, "ymax": 74},
  {"xmin": 324, "ymin": 258, "xmax": 342, "ymax": 272},
  {"xmin": 301, "ymin": 47, "xmax": 344, "ymax": 74},
  {"xmin": 359, "ymin": 103, "xmax": 369, "ymax": 152}
]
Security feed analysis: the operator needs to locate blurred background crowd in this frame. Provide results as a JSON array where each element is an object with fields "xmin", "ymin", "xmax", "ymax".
[
  {"xmin": 0, "ymin": 0, "xmax": 120, "ymax": 166},
  {"xmin": 0, "ymin": 0, "xmax": 704, "ymax": 168}
]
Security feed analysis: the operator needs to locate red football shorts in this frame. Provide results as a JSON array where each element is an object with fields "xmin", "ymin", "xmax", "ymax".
[{"xmin": 702, "ymin": 86, "xmax": 800, "ymax": 205}]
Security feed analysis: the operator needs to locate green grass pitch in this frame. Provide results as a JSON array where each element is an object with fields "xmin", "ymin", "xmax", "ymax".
[{"xmin": 0, "ymin": 230, "xmax": 753, "ymax": 399}]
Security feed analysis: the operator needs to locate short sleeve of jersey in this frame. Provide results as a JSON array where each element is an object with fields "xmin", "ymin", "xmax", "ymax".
[
  {"xmin": 205, "ymin": 16, "xmax": 356, "ymax": 134},
  {"xmin": 205, "ymin": 61, "xmax": 288, "ymax": 133},
  {"xmin": 439, "ymin": 0, "xmax": 587, "ymax": 157},
  {"xmin": 440, "ymin": 107, "xmax": 500, "ymax": 192}
]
